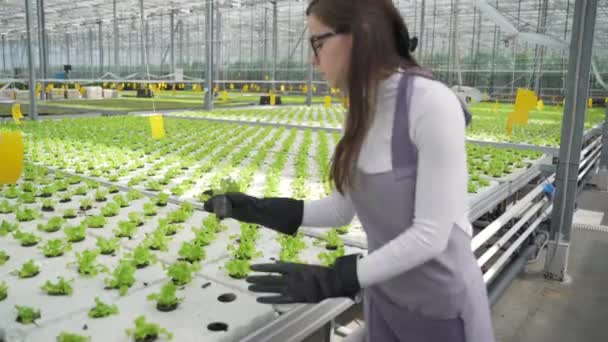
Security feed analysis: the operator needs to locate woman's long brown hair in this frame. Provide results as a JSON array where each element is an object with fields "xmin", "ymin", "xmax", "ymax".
[{"xmin": 307, "ymin": 0, "xmax": 420, "ymax": 194}]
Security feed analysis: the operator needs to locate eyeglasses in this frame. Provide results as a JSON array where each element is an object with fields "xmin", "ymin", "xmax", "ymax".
[{"xmin": 310, "ymin": 31, "xmax": 338, "ymax": 59}]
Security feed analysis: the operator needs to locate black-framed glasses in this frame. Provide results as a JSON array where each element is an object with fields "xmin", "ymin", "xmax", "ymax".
[{"xmin": 310, "ymin": 32, "xmax": 338, "ymax": 58}]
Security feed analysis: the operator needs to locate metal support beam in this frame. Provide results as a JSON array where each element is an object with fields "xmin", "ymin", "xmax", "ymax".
[
  {"xmin": 534, "ymin": 0, "xmax": 550, "ymax": 97},
  {"xmin": 272, "ymin": 0, "xmax": 278, "ymax": 90},
  {"xmin": 65, "ymin": 32, "xmax": 70, "ymax": 65},
  {"xmin": 170, "ymin": 10, "xmax": 175, "ymax": 73},
  {"xmin": 24, "ymin": 0, "xmax": 38, "ymax": 120},
  {"xmin": 113, "ymin": 0, "xmax": 119, "ymax": 67},
  {"xmin": 204, "ymin": 0, "xmax": 214, "ymax": 110},
  {"xmin": 98, "ymin": 21, "xmax": 103, "ymax": 75},
  {"xmin": 140, "ymin": 0, "xmax": 145, "ymax": 70},
  {"xmin": 37, "ymin": 0, "xmax": 47, "ymax": 100},
  {"xmin": 88, "ymin": 27, "xmax": 93, "ymax": 78},
  {"xmin": 306, "ymin": 39, "xmax": 313, "ymax": 107},
  {"xmin": 215, "ymin": 8, "xmax": 221, "ymax": 83},
  {"xmin": 2, "ymin": 34, "xmax": 6, "ymax": 72},
  {"xmin": 601, "ymin": 105, "xmax": 608, "ymax": 168},
  {"xmin": 419, "ymin": 0, "xmax": 426, "ymax": 63},
  {"xmin": 263, "ymin": 7, "xmax": 268, "ymax": 82},
  {"xmin": 544, "ymin": 0, "xmax": 598, "ymax": 281}
]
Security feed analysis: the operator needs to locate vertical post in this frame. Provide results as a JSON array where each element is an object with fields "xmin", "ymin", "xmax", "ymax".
[
  {"xmin": 204, "ymin": 0, "xmax": 214, "ymax": 110},
  {"xmin": 263, "ymin": 7, "xmax": 268, "ymax": 84},
  {"xmin": 98, "ymin": 21, "xmax": 103, "ymax": 75},
  {"xmin": 170, "ymin": 10, "xmax": 175, "ymax": 74},
  {"xmin": 272, "ymin": 1, "xmax": 278, "ymax": 91},
  {"xmin": 545, "ymin": 0, "xmax": 598, "ymax": 281},
  {"xmin": 451, "ymin": 0, "xmax": 459, "ymax": 85},
  {"xmin": 429, "ymin": 0, "xmax": 436, "ymax": 66},
  {"xmin": 469, "ymin": 7, "xmax": 476, "ymax": 85},
  {"xmin": 306, "ymin": 36, "xmax": 313, "ymax": 107},
  {"xmin": 88, "ymin": 27, "xmax": 93, "ymax": 78},
  {"xmin": 474, "ymin": 8, "xmax": 482, "ymax": 86},
  {"xmin": 600, "ymin": 104, "xmax": 608, "ymax": 168},
  {"xmin": 24, "ymin": 0, "xmax": 38, "ymax": 120},
  {"xmin": 512, "ymin": 0, "xmax": 522, "ymax": 96},
  {"xmin": 65, "ymin": 32, "xmax": 70, "ymax": 65},
  {"xmin": 140, "ymin": 0, "xmax": 145, "ymax": 69},
  {"xmin": 562, "ymin": 0, "xmax": 571, "ymax": 95},
  {"xmin": 113, "ymin": 0, "xmax": 119, "ymax": 68},
  {"xmin": 179, "ymin": 20, "xmax": 184, "ymax": 67},
  {"xmin": 215, "ymin": 8, "xmax": 221, "ymax": 84},
  {"xmin": 446, "ymin": 0, "xmax": 453, "ymax": 85},
  {"xmin": 1, "ymin": 34, "xmax": 6, "ymax": 72},
  {"xmin": 534, "ymin": 0, "xmax": 550, "ymax": 98},
  {"xmin": 490, "ymin": 16, "xmax": 498, "ymax": 98},
  {"xmin": 419, "ymin": 0, "xmax": 425, "ymax": 63},
  {"xmin": 37, "ymin": 0, "xmax": 47, "ymax": 100}
]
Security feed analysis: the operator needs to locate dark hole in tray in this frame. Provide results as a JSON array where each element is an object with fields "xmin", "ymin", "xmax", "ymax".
[
  {"xmin": 218, "ymin": 293, "xmax": 236, "ymax": 303},
  {"xmin": 207, "ymin": 322, "xmax": 229, "ymax": 332}
]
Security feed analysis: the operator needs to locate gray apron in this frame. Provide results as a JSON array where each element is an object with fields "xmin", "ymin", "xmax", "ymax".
[{"xmin": 348, "ymin": 72, "xmax": 495, "ymax": 342}]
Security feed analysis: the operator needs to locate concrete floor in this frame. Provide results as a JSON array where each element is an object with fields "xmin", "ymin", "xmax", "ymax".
[
  {"xmin": 303, "ymin": 188, "xmax": 608, "ymax": 342},
  {"xmin": 492, "ymin": 188, "xmax": 608, "ymax": 342}
]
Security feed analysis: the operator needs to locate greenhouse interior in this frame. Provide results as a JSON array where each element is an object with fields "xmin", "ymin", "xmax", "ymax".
[{"xmin": 0, "ymin": 0, "xmax": 607, "ymax": 341}]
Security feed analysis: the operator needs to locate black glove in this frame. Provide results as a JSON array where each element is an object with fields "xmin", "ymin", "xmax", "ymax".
[
  {"xmin": 203, "ymin": 192, "xmax": 303, "ymax": 235},
  {"xmin": 245, "ymin": 254, "xmax": 361, "ymax": 304}
]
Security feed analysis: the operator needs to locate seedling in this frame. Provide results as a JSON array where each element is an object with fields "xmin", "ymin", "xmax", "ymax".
[
  {"xmin": 0, "ymin": 281, "xmax": 7, "ymax": 301},
  {"xmin": 108, "ymin": 186, "xmax": 120, "ymax": 194},
  {"xmin": 12, "ymin": 259, "xmax": 40, "ymax": 278},
  {"xmin": 40, "ymin": 185, "xmax": 57, "ymax": 198},
  {"xmin": 146, "ymin": 181, "xmax": 163, "ymax": 192},
  {"xmin": 19, "ymin": 192, "xmax": 36, "ymax": 204},
  {"xmin": 278, "ymin": 234, "xmax": 307, "ymax": 263},
  {"xmin": 63, "ymin": 208, "xmax": 77, "ymax": 219},
  {"xmin": 56, "ymin": 332, "xmax": 91, "ymax": 342},
  {"xmin": 143, "ymin": 229, "xmax": 171, "ymax": 251},
  {"xmin": 178, "ymin": 242, "xmax": 206, "ymax": 263},
  {"xmin": 224, "ymin": 258, "xmax": 251, "ymax": 279},
  {"xmin": 79, "ymin": 198, "xmax": 93, "ymax": 211},
  {"xmin": 41, "ymin": 276, "xmax": 74, "ymax": 296},
  {"xmin": 101, "ymin": 202, "xmax": 120, "ymax": 217},
  {"xmin": 143, "ymin": 202, "xmax": 157, "ymax": 216},
  {"xmin": 37, "ymin": 216, "xmax": 66, "ymax": 233},
  {"xmin": 105, "ymin": 260, "xmax": 136, "ymax": 296},
  {"xmin": 203, "ymin": 214, "xmax": 228, "ymax": 233},
  {"xmin": 68, "ymin": 176, "xmax": 82, "ymax": 185},
  {"xmin": 71, "ymin": 250, "xmax": 108, "ymax": 277},
  {"xmin": 55, "ymin": 181, "xmax": 69, "ymax": 192},
  {"xmin": 323, "ymin": 229, "xmax": 343, "ymax": 250},
  {"xmin": 231, "ymin": 238, "xmax": 260, "ymax": 260},
  {"xmin": 0, "ymin": 200, "xmax": 13, "ymax": 214},
  {"xmin": 64, "ymin": 224, "xmax": 87, "ymax": 242},
  {"xmin": 318, "ymin": 245, "xmax": 346, "ymax": 267},
  {"xmin": 147, "ymin": 282, "xmax": 184, "ymax": 312},
  {"xmin": 114, "ymin": 221, "xmax": 138, "ymax": 239},
  {"xmin": 335, "ymin": 225, "xmax": 350, "ymax": 235},
  {"xmin": 112, "ymin": 194, "xmax": 129, "ymax": 208},
  {"xmin": 15, "ymin": 305, "xmax": 41, "ymax": 324},
  {"xmin": 59, "ymin": 192, "xmax": 72, "ymax": 203},
  {"xmin": 167, "ymin": 203, "xmax": 194, "ymax": 224},
  {"xmin": 74, "ymin": 186, "xmax": 88, "ymax": 196},
  {"xmin": 13, "ymin": 230, "xmax": 42, "ymax": 247},
  {"xmin": 85, "ymin": 215, "xmax": 106, "ymax": 229},
  {"xmin": 88, "ymin": 297, "xmax": 119, "ymax": 318},
  {"xmin": 95, "ymin": 189, "xmax": 108, "ymax": 202},
  {"xmin": 40, "ymin": 239, "xmax": 72, "ymax": 257},
  {"xmin": 15, "ymin": 207, "xmax": 39, "ymax": 222},
  {"xmin": 86, "ymin": 180, "xmax": 99, "ymax": 189},
  {"xmin": 126, "ymin": 245, "xmax": 157, "ymax": 269},
  {"xmin": 0, "ymin": 220, "xmax": 18, "ymax": 236},
  {"xmin": 3, "ymin": 185, "xmax": 19, "ymax": 199},
  {"xmin": 165, "ymin": 261, "xmax": 200, "ymax": 286},
  {"xmin": 0, "ymin": 250, "xmax": 9, "ymax": 265},
  {"xmin": 155, "ymin": 193, "xmax": 170, "ymax": 207},
  {"xmin": 96, "ymin": 236, "xmax": 121, "ymax": 255},
  {"xmin": 127, "ymin": 189, "xmax": 144, "ymax": 201},
  {"xmin": 192, "ymin": 226, "xmax": 216, "ymax": 246},
  {"xmin": 128, "ymin": 212, "xmax": 144, "ymax": 227},
  {"xmin": 125, "ymin": 316, "xmax": 173, "ymax": 341},
  {"xmin": 21, "ymin": 182, "xmax": 36, "ymax": 193}
]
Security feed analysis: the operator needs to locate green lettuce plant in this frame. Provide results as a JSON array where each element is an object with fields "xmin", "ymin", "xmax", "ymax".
[
  {"xmin": 41, "ymin": 277, "xmax": 74, "ymax": 296},
  {"xmin": 88, "ymin": 297, "xmax": 119, "ymax": 318},
  {"xmin": 125, "ymin": 316, "xmax": 173, "ymax": 341}
]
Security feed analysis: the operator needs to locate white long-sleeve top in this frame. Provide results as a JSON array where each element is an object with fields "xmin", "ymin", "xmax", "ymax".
[{"xmin": 302, "ymin": 72, "xmax": 472, "ymax": 288}]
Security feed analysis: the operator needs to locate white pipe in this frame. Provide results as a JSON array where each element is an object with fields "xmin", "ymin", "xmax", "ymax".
[
  {"xmin": 478, "ymin": 201, "xmax": 546, "ymax": 268},
  {"xmin": 483, "ymin": 204, "xmax": 553, "ymax": 283},
  {"xmin": 472, "ymin": 177, "xmax": 552, "ymax": 252},
  {"xmin": 578, "ymin": 148, "xmax": 601, "ymax": 182}
]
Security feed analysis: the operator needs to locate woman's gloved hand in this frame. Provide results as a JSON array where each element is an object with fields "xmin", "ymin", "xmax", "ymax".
[
  {"xmin": 246, "ymin": 254, "xmax": 362, "ymax": 304},
  {"xmin": 203, "ymin": 192, "xmax": 303, "ymax": 235}
]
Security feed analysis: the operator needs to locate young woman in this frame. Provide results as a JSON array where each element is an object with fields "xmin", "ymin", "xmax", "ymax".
[{"xmin": 205, "ymin": 0, "xmax": 495, "ymax": 340}]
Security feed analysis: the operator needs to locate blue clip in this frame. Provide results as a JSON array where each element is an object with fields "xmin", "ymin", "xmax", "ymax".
[{"xmin": 543, "ymin": 183, "xmax": 555, "ymax": 200}]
